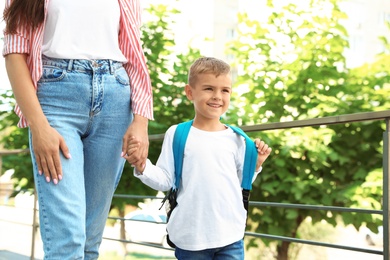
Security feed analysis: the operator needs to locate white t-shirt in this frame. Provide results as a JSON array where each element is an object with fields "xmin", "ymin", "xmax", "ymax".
[
  {"xmin": 135, "ymin": 125, "xmax": 261, "ymax": 250},
  {"xmin": 42, "ymin": 0, "xmax": 127, "ymax": 62}
]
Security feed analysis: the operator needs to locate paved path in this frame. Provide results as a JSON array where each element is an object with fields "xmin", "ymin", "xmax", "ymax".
[
  {"xmin": 0, "ymin": 251, "xmax": 32, "ymax": 260},
  {"xmin": 0, "ymin": 204, "xmax": 174, "ymax": 260},
  {"xmin": 0, "ymin": 204, "xmax": 43, "ymax": 260}
]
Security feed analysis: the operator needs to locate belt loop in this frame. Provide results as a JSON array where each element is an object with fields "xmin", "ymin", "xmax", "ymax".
[
  {"xmin": 67, "ymin": 59, "xmax": 74, "ymax": 72},
  {"xmin": 109, "ymin": 60, "xmax": 114, "ymax": 74}
]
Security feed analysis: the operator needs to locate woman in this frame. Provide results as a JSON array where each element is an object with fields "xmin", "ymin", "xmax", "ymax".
[{"xmin": 2, "ymin": 0, "xmax": 153, "ymax": 259}]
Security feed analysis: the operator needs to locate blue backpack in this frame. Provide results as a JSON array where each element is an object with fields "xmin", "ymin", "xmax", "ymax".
[{"xmin": 162, "ymin": 120, "xmax": 258, "ymax": 248}]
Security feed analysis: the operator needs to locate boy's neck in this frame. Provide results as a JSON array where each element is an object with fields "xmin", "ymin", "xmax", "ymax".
[{"xmin": 192, "ymin": 118, "xmax": 227, "ymax": 131}]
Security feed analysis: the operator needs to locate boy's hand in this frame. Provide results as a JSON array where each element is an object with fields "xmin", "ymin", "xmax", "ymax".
[
  {"xmin": 254, "ymin": 138, "xmax": 272, "ymax": 171},
  {"xmin": 124, "ymin": 137, "xmax": 146, "ymax": 173}
]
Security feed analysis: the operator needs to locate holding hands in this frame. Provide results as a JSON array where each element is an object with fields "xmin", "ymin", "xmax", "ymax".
[
  {"xmin": 125, "ymin": 136, "xmax": 146, "ymax": 173},
  {"xmin": 122, "ymin": 115, "xmax": 149, "ymax": 172}
]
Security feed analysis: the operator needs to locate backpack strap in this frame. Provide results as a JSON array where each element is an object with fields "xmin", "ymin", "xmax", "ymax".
[
  {"xmin": 226, "ymin": 124, "xmax": 258, "ymax": 213},
  {"xmin": 172, "ymin": 120, "xmax": 193, "ymax": 190},
  {"xmin": 161, "ymin": 120, "xmax": 193, "ymax": 248},
  {"xmin": 226, "ymin": 124, "xmax": 258, "ymax": 190},
  {"xmin": 170, "ymin": 121, "xmax": 258, "ymax": 212}
]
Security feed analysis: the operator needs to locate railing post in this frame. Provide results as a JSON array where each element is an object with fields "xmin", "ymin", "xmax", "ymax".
[
  {"xmin": 30, "ymin": 190, "xmax": 38, "ymax": 260},
  {"xmin": 384, "ymin": 118, "xmax": 389, "ymax": 260},
  {"xmin": 0, "ymin": 155, "xmax": 2, "ymax": 176}
]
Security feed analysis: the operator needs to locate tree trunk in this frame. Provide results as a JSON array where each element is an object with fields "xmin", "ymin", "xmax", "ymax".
[
  {"xmin": 276, "ymin": 241, "xmax": 290, "ymax": 260},
  {"xmin": 276, "ymin": 215, "xmax": 304, "ymax": 260},
  {"xmin": 119, "ymin": 209, "xmax": 127, "ymax": 256}
]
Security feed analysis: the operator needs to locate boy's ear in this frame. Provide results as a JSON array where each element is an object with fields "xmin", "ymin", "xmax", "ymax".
[{"xmin": 185, "ymin": 84, "xmax": 193, "ymax": 100}]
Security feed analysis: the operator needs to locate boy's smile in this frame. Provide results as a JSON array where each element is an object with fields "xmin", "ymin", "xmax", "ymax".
[{"xmin": 207, "ymin": 98, "xmax": 223, "ymax": 108}]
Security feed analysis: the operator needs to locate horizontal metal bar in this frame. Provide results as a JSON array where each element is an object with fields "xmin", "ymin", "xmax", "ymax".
[
  {"xmin": 250, "ymin": 202, "xmax": 383, "ymax": 215},
  {"xmin": 149, "ymin": 133, "xmax": 166, "ymax": 141},
  {"xmin": 242, "ymin": 110, "xmax": 390, "ymax": 132},
  {"xmin": 112, "ymin": 194, "xmax": 383, "ymax": 214},
  {"xmin": 112, "ymin": 194, "xmax": 165, "ymax": 200},
  {"xmin": 0, "ymin": 188, "xmax": 34, "ymax": 193},
  {"xmin": 0, "ymin": 149, "xmax": 29, "ymax": 156},
  {"xmin": 102, "ymin": 236, "xmax": 174, "ymax": 251},
  {"xmin": 0, "ymin": 219, "xmax": 33, "ymax": 227},
  {"xmin": 0, "ymin": 204, "xmax": 37, "ymax": 212},
  {"xmin": 245, "ymin": 232, "xmax": 383, "ymax": 255},
  {"xmin": 0, "ymin": 189, "xmax": 16, "ymax": 193},
  {"xmin": 112, "ymin": 194, "xmax": 383, "ymax": 215},
  {"xmin": 147, "ymin": 110, "xmax": 390, "ymax": 140},
  {"xmin": 108, "ymin": 216, "xmax": 167, "ymax": 225},
  {"xmin": 1, "ymin": 111, "xmax": 389, "ymax": 146}
]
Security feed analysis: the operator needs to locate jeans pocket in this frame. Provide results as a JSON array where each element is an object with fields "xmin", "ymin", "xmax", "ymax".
[
  {"xmin": 114, "ymin": 66, "xmax": 130, "ymax": 86},
  {"xmin": 39, "ymin": 66, "xmax": 67, "ymax": 83}
]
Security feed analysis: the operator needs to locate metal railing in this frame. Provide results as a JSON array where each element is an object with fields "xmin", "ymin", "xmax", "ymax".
[{"xmin": 0, "ymin": 110, "xmax": 388, "ymax": 259}]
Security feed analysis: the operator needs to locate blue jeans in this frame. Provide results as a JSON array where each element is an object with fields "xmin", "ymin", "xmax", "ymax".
[
  {"xmin": 175, "ymin": 239, "xmax": 245, "ymax": 260},
  {"xmin": 31, "ymin": 56, "xmax": 132, "ymax": 260}
]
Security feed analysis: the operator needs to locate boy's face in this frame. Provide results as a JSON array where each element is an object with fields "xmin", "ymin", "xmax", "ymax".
[{"xmin": 185, "ymin": 73, "xmax": 232, "ymax": 121}]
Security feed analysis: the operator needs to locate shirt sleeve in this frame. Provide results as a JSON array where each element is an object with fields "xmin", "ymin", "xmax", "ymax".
[
  {"xmin": 120, "ymin": 0, "xmax": 154, "ymax": 120},
  {"xmin": 2, "ymin": 0, "xmax": 31, "ymax": 57},
  {"xmin": 252, "ymin": 166, "xmax": 262, "ymax": 183},
  {"xmin": 133, "ymin": 125, "xmax": 177, "ymax": 190}
]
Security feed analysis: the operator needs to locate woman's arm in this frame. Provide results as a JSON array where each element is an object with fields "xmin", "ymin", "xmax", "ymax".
[
  {"xmin": 119, "ymin": 0, "xmax": 153, "ymax": 167},
  {"xmin": 5, "ymin": 53, "xmax": 71, "ymax": 184}
]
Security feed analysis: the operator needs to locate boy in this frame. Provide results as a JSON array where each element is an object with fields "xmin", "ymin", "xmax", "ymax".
[{"xmin": 127, "ymin": 57, "xmax": 272, "ymax": 259}]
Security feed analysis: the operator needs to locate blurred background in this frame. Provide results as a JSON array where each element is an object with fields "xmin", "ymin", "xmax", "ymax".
[{"xmin": 1, "ymin": 0, "xmax": 389, "ymax": 259}]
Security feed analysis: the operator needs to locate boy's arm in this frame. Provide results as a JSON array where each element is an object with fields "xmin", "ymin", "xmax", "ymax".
[
  {"xmin": 133, "ymin": 159, "xmax": 173, "ymax": 191},
  {"xmin": 126, "ymin": 125, "xmax": 178, "ymax": 191},
  {"xmin": 254, "ymin": 138, "xmax": 272, "ymax": 172}
]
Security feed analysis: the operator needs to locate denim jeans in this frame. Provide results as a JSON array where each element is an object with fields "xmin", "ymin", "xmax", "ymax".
[
  {"xmin": 174, "ymin": 239, "xmax": 245, "ymax": 260},
  {"xmin": 30, "ymin": 56, "xmax": 132, "ymax": 260}
]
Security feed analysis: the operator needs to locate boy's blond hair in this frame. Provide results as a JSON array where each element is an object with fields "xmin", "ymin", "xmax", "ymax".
[{"xmin": 188, "ymin": 57, "xmax": 231, "ymax": 86}]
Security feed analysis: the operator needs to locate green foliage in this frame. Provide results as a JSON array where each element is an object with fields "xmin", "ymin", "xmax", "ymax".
[
  {"xmin": 226, "ymin": 0, "xmax": 389, "ymax": 258},
  {"xmin": 0, "ymin": 89, "xmax": 31, "ymax": 191}
]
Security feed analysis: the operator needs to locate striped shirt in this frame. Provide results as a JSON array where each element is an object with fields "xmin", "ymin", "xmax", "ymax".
[{"xmin": 2, "ymin": 0, "xmax": 153, "ymax": 128}]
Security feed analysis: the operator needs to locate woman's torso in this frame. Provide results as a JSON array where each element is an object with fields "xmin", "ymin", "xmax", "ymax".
[{"xmin": 42, "ymin": 0, "xmax": 127, "ymax": 62}]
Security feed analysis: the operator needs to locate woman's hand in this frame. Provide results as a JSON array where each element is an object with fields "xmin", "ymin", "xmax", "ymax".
[
  {"xmin": 30, "ymin": 123, "xmax": 71, "ymax": 185},
  {"xmin": 122, "ymin": 115, "xmax": 149, "ymax": 168},
  {"xmin": 126, "ymin": 137, "xmax": 146, "ymax": 173}
]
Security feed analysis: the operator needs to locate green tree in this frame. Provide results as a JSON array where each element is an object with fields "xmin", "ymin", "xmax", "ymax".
[{"xmin": 227, "ymin": 1, "xmax": 389, "ymax": 259}]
